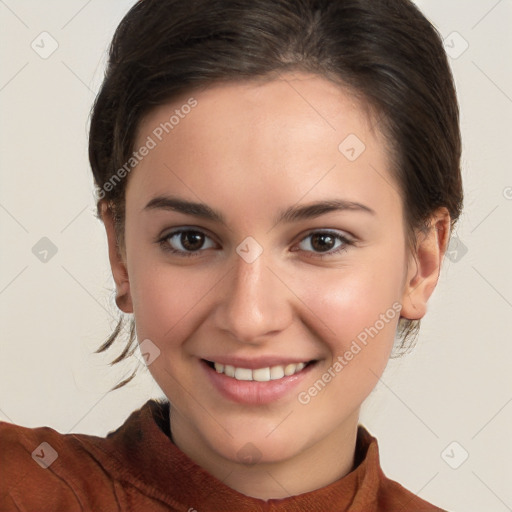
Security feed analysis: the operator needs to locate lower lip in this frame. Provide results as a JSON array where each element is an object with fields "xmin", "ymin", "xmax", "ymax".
[{"xmin": 201, "ymin": 360, "xmax": 316, "ymax": 405}]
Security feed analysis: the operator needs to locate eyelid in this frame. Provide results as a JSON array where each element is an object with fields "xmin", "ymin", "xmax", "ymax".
[
  {"xmin": 157, "ymin": 225, "xmax": 218, "ymax": 242},
  {"xmin": 297, "ymin": 228, "xmax": 355, "ymax": 243}
]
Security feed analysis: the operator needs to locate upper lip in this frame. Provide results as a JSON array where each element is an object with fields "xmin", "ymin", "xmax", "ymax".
[{"xmin": 201, "ymin": 356, "xmax": 316, "ymax": 369}]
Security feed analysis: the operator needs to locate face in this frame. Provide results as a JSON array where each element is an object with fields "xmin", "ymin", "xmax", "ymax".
[{"xmin": 106, "ymin": 72, "xmax": 442, "ymax": 469}]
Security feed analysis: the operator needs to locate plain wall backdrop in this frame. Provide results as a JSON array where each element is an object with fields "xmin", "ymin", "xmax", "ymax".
[{"xmin": 0, "ymin": 1, "xmax": 511, "ymax": 511}]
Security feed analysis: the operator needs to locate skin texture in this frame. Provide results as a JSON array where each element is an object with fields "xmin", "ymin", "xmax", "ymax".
[{"xmin": 102, "ymin": 72, "xmax": 450, "ymax": 499}]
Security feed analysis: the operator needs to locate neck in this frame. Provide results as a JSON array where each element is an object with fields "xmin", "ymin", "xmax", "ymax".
[{"xmin": 169, "ymin": 409, "xmax": 360, "ymax": 500}]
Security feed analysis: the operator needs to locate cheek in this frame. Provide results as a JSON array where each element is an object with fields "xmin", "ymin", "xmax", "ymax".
[
  {"xmin": 292, "ymin": 264, "xmax": 403, "ymax": 415},
  {"xmin": 128, "ymin": 256, "xmax": 215, "ymax": 344},
  {"xmin": 294, "ymin": 251, "xmax": 405, "ymax": 355}
]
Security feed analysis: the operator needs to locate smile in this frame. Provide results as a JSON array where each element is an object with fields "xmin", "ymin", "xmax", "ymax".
[
  {"xmin": 204, "ymin": 360, "xmax": 314, "ymax": 382},
  {"xmin": 208, "ymin": 362, "xmax": 309, "ymax": 382},
  {"xmin": 202, "ymin": 358, "xmax": 317, "ymax": 404}
]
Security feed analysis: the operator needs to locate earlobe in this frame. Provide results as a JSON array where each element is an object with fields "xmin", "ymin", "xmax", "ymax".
[
  {"xmin": 400, "ymin": 208, "xmax": 451, "ymax": 321},
  {"xmin": 100, "ymin": 201, "xmax": 133, "ymax": 314}
]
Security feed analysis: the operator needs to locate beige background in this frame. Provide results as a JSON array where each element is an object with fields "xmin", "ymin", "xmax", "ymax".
[{"xmin": 1, "ymin": 1, "xmax": 511, "ymax": 511}]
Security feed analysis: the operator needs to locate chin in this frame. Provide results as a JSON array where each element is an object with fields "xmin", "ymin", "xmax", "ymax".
[
  {"xmin": 219, "ymin": 436, "xmax": 304, "ymax": 466},
  {"xmin": 216, "ymin": 415, "xmax": 319, "ymax": 463}
]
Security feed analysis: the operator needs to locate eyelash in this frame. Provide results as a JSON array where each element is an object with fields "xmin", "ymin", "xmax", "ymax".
[{"xmin": 156, "ymin": 228, "xmax": 355, "ymax": 259}]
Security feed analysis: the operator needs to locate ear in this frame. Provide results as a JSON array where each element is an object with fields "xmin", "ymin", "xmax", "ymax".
[
  {"xmin": 100, "ymin": 202, "xmax": 133, "ymax": 314},
  {"xmin": 400, "ymin": 207, "xmax": 451, "ymax": 320}
]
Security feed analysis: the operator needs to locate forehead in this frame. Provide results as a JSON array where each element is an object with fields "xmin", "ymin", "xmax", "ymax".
[
  {"xmin": 127, "ymin": 72, "xmax": 399, "ymax": 221},
  {"xmin": 136, "ymin": 72, "xmax": 379, "ymax": 150}
]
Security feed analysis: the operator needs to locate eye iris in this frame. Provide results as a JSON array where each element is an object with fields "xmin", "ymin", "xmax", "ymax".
[
  {"xmin": 181, "ymin": 231, "xmax": 204, "ymax": 251},
  {"xmin": 311, "ymin": 233, "xmax": 335, "ymax": 252}
]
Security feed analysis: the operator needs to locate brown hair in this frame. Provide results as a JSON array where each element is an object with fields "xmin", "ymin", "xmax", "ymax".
[{"xmin": 89, "ymin": 0, "xmax": 463, "ymax": 389}]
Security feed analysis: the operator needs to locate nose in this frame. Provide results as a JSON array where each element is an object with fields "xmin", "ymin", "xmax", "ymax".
[{"xmin": 213, "ymin": 247, "xmax": 293, "ymax": 345}]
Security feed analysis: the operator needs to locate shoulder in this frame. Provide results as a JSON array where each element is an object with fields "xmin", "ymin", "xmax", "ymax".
[
  {"xmin": 0, "ymin": 419, "xmax": 123, "ymax": 511},
  {"xmin": 377, "ymin": 476, "xmax": 449, "ymax": 511},
  {"xmin": 0, "ymin": 400, "xmax": 171, "ymax": 511},
  {"xmin": 356, "ymin": 426, "xmax": 450, "ymax": 512}
]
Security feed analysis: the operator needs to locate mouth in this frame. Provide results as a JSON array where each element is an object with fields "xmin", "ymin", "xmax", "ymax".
[{"xmin": 202, "ymin": 359, "xmax": 317, "ymax": 382}]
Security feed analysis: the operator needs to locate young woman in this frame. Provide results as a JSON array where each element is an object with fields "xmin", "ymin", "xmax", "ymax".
[{"xmin": 1, "ymin": 0, "xmax": 462, "ymax": 510}]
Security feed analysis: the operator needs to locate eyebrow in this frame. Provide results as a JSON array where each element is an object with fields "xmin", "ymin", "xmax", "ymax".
[{"xmin": 143, "ymin": 195, "xmax": 375, "ymax": 225}]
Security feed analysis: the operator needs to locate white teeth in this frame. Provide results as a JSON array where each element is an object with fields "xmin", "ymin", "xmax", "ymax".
[
  {"xmin": 210, "ymin": 361, "xmax": 310, "ymax": 381},
  {"xmin": 269, "ymin": 365, "xmax": 285, "ymax": 379},
  {"xmin": 253, "ymin": 367, "xmax": 271, "ymax": 382},
  {"xmin": 234, "ymin": 367, "xmax": 253, "ymax": 381},
  {"xmin": 284, "ymin": 363, "xmax": 297, "ymax": 376}
]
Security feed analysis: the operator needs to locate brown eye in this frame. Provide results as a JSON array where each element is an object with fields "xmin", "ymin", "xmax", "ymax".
[
  {"xmin": 180, "ymin": 231, "xmax": 205, "ymax": 251},
  {"xmin": 297, "ymin": 230, "xmax": 353, "ymax": 257},
  {"xmin": 160, "ymin": 229, "xmax": 216, "ymax": 255},
  {"xmin": 310, "ymin": 233, "xmax": 336, "ymax": 252}
]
